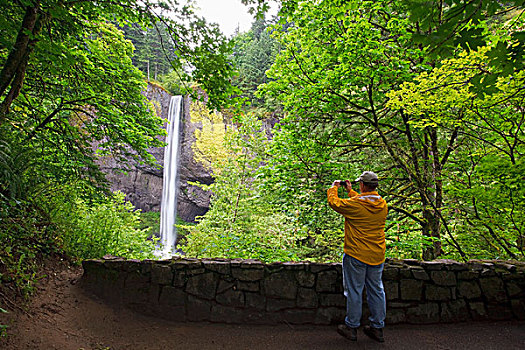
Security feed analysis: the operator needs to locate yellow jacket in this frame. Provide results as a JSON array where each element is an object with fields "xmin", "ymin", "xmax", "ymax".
[{"xmin": 327, "ymin": 186, "xmax": 387, "ymax": 265}]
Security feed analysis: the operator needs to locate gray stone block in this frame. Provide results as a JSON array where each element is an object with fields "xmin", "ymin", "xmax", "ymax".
[
  {"xmin": 511, "ymin": 299, "xmax": 525, "ymax": 320},
  {"xmin": 382, "ymin": 267, "xmax": 400, "ymax": 280},
  {"xmin": 125, "ymin": 270, "xmax": 150, "ymax": 285},
  {"xmin": 411, "ymin": 268, "xmax": 430, "ymax": 281},
  {"xmin": 385, "ymin": 308, "xmax": 406, "ymax": 324},
  {"xmin": 151, "ymin": 264, "xmax": 173, "ymax": 285},
  {"xmin": 406, "ymin": 303, "xmax": 440, "ymax": 323},
  {"xmin": 266, "ymin": 298, "xmax": 296, "ymax": 312},
  {"xmin": 430, "ymin": 271, "xmax": 457, "ymax": 286},
  {"xmin": 185, "ymin": 272, "xmax": 217, "ymax": 300},
  {"xmin": 319, "ymin": 293, "xmax": 346, "ymax": 307},
  {"xmin": 241, "ymin": 259, "xmax": 264, "ymax": 269},
  {"xmin": 232, "ymin": 267, "xmax": 264, "ymax": 281},
  {"xmin": 468, "ymin": 301, "xmax": 487, "ymax": 320},
  {"xmin": 203, "ymin": 260, "xmax": 231, "ymax": 275},
  {"xmin": 283, "ymin": 262, "xmax": 304, "ymax": 270},
  {"xmin": 245, "ymin": 292, "xmax": 266, "ymax": 310},
  {"xmin": 457, "ymin": 271, "xmax": 479, "ymax": 280},
  {"xmin": 440, "ymin": 300, "xmax": 468, "ymax": 322},
  {"xmin": 159, "ymin": 285, "xmax": 186, "ymax": 306},
  {"xmin": 316, "ymin": 270, "xmax": 338, "ymax": 293},
  {"xmin": 421, "ymin": 261, "xmax": 445, "ymax": 271},
  {"xmin": 216, "ymin": 289, "xmax": 245, "ymax": 307},
  {"xmin": 505, "ymin": 280, "xmax": 524, "ymax": 297},
  {"xmin": 400, "ymin": 269, "xmax": 412, "ymax": 278},
  {"xmin": 264, "ymin": 271, "xmax": 297, "ymax": 299},
  {"xmin": 486, "ymin": 303, "xmax": 513, "ymax": 320},
  {"xmin": 296, "ymin": 270, "xmax": 316, "ymax": 287},
  {"xmin": 124, "ymin": 283, "xmax": 159, "ymax": 305},
  {"xmin": 315, "ymin": 307, "xmax": 345, "ymax": 325},
  {"xmin": 479, "ymin": 277, "xmax": 507, "ymax": 302},
  {"xmin": 310, "ymin": 263, "xmax": 332, "ymax": 273},
  {"xmin": 216, "ymin": 279, "xmax": 235, "ymax": 294},
  {"xmin": 458, "ymin": 280, "xmax": 481, "ymax": 299},
  {"xmin": 384, "ymin": 280, "xmax": 399, "ymax": 300},
  {"xmin": 172, "ymin": 270, "xmax": 187, "ymax": 288},
  {"xmin": 238, "ymin": 281, "xmax": 260, "ymax": 292},
  {"xmin": 186, "ymin": 267, "xmax": 206, "ymax": 276},
  {"xmin": 425, "ymin": 285, "xmax": 452, "ymax": 301},
  {"xmin": 400, "ymin": 279, "xmax": 423, "ymax": 300},
  {"xmin": 297, "ymin": 287, "xmax": 318, "ymax": 308}
]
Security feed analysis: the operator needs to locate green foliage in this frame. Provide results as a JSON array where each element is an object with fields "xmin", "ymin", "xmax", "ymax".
[
  {"xmin": 0, "ymin": 136, "xmax": 57, "ymax": 297},
  {"xmin": 122, "ymin": 23, "xmax": 175, "ymax": 80},
  {"xmin": 0, "ymin": 307, "xmax": 7, "ymax": 337},
  {"xmin": 0, "ymin": 197, "xmax": 52, "ymax": 297},
  {"xmin": 387, "ymin": 44, "xmax": 525, "ymax": 260},
  {"xmin": 399, "ymin": 0, "xmax": 525, "ymax": 76},
  {"xmin": 257, "ymin": 0, "xmax": 524, "ymax": 261},
  {"xmin": 155, "ymin": 70, "xmax": 185, "ymax": 96},
  {"xmin": 46, "ymin": 190, "xmax": 157, "ymax": 260},
  {"xmin": 179, "ymin": 111, "xmax": 309, "ymax": 262},
  {"xmin": 231, "ymin": 17, "xmax": 281, "ymax": 109},
  {"xmin": 0, "ymin": 134, "xmax": 157, "ymax": 302},
  {"xmin": 138, "ymin": 211, "xmax": 161, "ymax": 238},
  {"xmin": 182, "ymin": 0, "xmax": 523, "ymax": 262}
]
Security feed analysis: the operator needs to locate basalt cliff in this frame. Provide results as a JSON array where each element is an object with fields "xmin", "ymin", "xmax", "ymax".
[{"xmin": 98, "ymin": 83, "xmax": 212, "ymax": 223}]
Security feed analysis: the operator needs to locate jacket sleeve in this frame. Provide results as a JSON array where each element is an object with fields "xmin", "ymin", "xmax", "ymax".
[{"xmin": 327, "ymin": 186, "xmax": 360, "ymax": 216}]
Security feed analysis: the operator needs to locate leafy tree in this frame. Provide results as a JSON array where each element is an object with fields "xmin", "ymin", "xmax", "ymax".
[
  {"xmin": 179, "ymin": 109, "xmax": 308, "ymax": 262},
  {"xmin": 189, "ymin": 100, "xmax": 229, "ymax": 174},
  {"xmin": 231, "ymin": 17, "xmax": 280, "ymax": 109},
  {"xmin": 388, "ymin": 47, "xmax": 525, "ymax": 259},
  {"xmin": 399, "ymin": 0, "xmax": 525, "ymax": 77},
  {"xmin": 0, "ymin": 0, "xmax": 236, "ymax": 123},
  {"xmin": 260, "ymin": 0, "xmax": 524, "ymax": 260},
  {"xmin": 122, "ymin": 22, "xmax": 175, "ymax": 80}
]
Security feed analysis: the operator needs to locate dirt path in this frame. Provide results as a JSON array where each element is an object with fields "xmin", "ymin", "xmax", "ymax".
[{"xmin": 1, "ymin": 260, "xmax": 525, "ymax": 350}]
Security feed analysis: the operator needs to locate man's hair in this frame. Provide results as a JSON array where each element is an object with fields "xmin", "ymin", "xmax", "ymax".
[{"xmin": 362, "ymin": 181, "xmax": 378, "ymax": 191}]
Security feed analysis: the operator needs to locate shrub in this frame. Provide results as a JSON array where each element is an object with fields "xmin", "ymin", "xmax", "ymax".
[{"xmin": 47, "ymin": 190, "xmax": 158, "ymax": 260}]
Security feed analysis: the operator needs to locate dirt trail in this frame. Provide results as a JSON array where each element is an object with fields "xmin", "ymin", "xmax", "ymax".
[{"xmin": 1, "ymin": 260, "xmax": 525, "ymax": 350}]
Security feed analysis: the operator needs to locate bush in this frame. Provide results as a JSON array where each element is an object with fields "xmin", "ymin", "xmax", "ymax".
[{"xmin": 47, "ymin": 189, "xmax": 158, "ymax": 260}]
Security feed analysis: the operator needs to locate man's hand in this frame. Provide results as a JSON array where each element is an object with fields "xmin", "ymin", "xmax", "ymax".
[{"xmin": 332, "ymin": 180, "xmax": 352, "ymax": 191}]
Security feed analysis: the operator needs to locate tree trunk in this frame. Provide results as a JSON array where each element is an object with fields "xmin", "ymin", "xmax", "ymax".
[
  {"xmin": 0, "ymin": 5, "xmax": 38, "ymax": 96},
  {"xmin": 421, "ymin": 127, "xmax": 443, "ymax": 260},
  {"xmin": 0, "ymin": 3, "xmax": 44, "ymax": 125},
  {"xmin": 422, "ymin": 207, "xmax": 442, "ymax": 260}
]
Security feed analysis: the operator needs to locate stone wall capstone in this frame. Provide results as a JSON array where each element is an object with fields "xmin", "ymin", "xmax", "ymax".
[{"xmin": 81, "ymin": 257, "xmax": 525, "ymax": 325}]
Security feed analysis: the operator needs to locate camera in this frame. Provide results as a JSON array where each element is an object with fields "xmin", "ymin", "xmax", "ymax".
[{"xmin": 339, "ymin": 180, "xmax": 348, "ymax": 187}]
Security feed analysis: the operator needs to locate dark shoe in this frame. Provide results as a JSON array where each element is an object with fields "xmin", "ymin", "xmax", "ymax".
[
  {"xmin": 337, "ymin": 324, "xmax": 357, "ymax": 341},
  {"xmin": 363, "ymin": 325, "xmax": 384, "ymax": 343}
]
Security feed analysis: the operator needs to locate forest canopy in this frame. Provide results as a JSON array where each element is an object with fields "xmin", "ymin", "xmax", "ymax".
[{"xmin": 182, "ymin": 0, "xmax": 524, "ymax": 263}]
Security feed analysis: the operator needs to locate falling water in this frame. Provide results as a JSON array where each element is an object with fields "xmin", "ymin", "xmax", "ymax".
[{"xmin": 158, "ymin": 95, "xmax": 183, "ymax": 258}]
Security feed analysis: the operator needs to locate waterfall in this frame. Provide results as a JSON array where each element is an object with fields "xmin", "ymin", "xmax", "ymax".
[{"xmin": 158, "ymin": 95, "xmax": 183, "ymax": 258}]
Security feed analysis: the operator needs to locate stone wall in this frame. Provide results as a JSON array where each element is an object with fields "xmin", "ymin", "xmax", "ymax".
[{"xmin": 81, "ymin": 257, "xmax": 525, "ymax": 325}]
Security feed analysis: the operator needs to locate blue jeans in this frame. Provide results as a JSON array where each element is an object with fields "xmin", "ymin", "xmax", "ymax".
[{"xmin": 342, "ymin": 254, "xmax": 386, "ymax": 328}]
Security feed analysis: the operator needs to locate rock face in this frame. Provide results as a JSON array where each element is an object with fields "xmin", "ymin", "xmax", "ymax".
[{"xmin": 98, "ymin": 83, "xmax": 213, "ymax": 223}]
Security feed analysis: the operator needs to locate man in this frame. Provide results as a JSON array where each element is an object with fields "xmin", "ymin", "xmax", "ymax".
[{"xmin": 327, "ymin": 171, "xmax": 388, "ymax": 343}]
